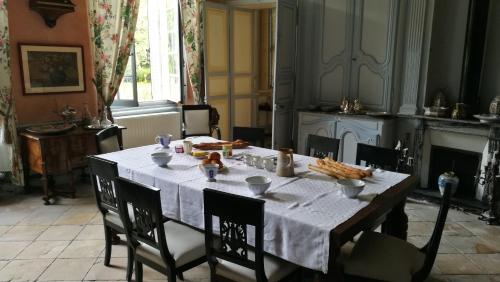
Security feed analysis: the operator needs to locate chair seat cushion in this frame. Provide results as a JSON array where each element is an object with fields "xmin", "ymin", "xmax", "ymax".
[
  {"xmin": 136, "ymin": 221, "xmax": 205, "ymax": 267},
  {"xmin": 344, "ymin": 231, "xmax": 425, "ymax": 282},
  {"xmin": 104, "ymin": 211, "xmax": 123, "ymax": 228},
  {"xmin": 216, "ymin": 250, "xmax": 297, "ymax": 282}
]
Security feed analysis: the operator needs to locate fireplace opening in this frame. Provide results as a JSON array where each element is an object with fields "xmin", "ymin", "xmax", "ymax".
[{"xmin": 427, "ymin": 145, "xmax": 481, "ymax": 199}]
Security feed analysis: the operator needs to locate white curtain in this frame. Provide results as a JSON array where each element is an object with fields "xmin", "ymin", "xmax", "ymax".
[{"xmin": 0, "ymin": 117, "xmax": 11, "ymax": 172}]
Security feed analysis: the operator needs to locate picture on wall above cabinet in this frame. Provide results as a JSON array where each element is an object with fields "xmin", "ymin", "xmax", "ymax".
[{"xmin": 19, "ymin": 44, "xmax": 85, "ymax": 95}]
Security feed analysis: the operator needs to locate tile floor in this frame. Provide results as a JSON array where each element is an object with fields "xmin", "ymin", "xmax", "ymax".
[{"xmin": 1, "ymin": 181, "xmax": 500, "ymax": 281}]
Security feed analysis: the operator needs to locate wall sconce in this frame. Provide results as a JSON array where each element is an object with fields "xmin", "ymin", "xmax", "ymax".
[{"xmin": 29, "ymin": 0, "xmax": 75, "ymax": 28}]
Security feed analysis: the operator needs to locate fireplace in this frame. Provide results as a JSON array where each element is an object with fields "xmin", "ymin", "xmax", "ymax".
[{"xmin": 427, "ymin": 145, "xmax": 481, "ymax": 199}]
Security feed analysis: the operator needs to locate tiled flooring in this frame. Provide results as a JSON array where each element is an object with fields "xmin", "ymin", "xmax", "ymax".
[{"xmin": 1, "ymin": 181, "xmax": 500, "ymax": 281}]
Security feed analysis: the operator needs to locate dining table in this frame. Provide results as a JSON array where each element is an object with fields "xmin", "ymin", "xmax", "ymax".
[{"xmin": 99, "ymin": 136, "xmax": 417, "ymax": 280}]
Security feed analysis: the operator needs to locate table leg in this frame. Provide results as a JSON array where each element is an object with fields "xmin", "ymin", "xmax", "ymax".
[
  {"xmin": 41, "ymin": 174, "xmax": 52, "ymax": 205},
  {"xmin": 381, "ymin": 199, "xmax": 409, "ymax": 240}
]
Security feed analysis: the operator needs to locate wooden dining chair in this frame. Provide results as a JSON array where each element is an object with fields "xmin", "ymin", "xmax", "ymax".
[
  {"xmin": 233, "ymin": 126, "xmax": 266, "ymax": 147},
  {"xmin": 96, "ymin": 125, "xmax": 123, "ymax": 154},
  {"xmin": 343, "ymin": 182, "xmax": 453, "ymax": 282},
  {"xmin": 306, "ymin": 134, "xmax": 340, "ymax": 159},
  {"xmin": 115, "ymin": 177, "xmax": 206, "ymax": 282},
  {"xmin": 355, "ymin": 143, "xmax": 399, "ymax": 172},
  {"xmin": 87, "ymin": 156, "xmax": 133, "ymax": 281},
  {"xmin": 182, "ymin": 104, "xmax": 221, "ymax": 139},
  {"xmin": 203, "ymin": 188, "xmax": 298, "ymax": 282}
]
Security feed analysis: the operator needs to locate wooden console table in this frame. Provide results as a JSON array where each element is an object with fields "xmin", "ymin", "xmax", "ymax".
[{"xmin": 20, "ymin": 126, "xmax": 125, "ymax": 204}]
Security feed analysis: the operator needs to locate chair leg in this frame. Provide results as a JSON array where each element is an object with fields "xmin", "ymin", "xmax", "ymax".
[
  {"xmin": 103, "ymin": 225, "xmax": 112, "ymax": 266},
  {"xmin": 167, "ymin": 269, "xmax": 177, "ymax": 282},
  {"xmin": 135, "ymin": 261, "xmax": 143, "ymax": 282},
  {"xmin": 177, "ymin": 271, "xmax": 184, "ymax": 281},
  {"xmin": 126, "ymin": 246, "xmax": 134, "ymax": 281}
]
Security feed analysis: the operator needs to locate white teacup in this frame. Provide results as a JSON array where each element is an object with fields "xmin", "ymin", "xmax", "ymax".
[
  {"xmin": 244, "ymin": 154, "xmax": 254, "ymax": 166},
  {"xmin": 199, "ymin": 164, "xmax": 219, "ymax": 182},
  {"xmin": 263, "ymin": 158, "xmax": 275, "ymax": 172},
  {"xmin": 155, "ymin": 134, "xmax": 173, "ymax": 148}
]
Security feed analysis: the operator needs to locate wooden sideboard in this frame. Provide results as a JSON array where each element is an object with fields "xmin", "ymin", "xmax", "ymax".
[{"xmin": 20, "ymin": 126, "xmax": 124, "ymax": 204}]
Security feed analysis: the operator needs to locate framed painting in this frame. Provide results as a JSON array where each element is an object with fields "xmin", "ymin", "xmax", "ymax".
[{"xmin": 19, "ymin": 44, "xmax": 85, "ymax": 95}]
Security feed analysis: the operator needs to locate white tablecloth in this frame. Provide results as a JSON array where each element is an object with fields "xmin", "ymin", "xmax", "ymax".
[{"xmin": 99, "ymin": 137, "xmax": 409, "ymax": 273}]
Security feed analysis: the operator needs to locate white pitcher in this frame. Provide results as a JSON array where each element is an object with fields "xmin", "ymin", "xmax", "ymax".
[{"xmin": 276, "ymin": 148, "xmax": 294, "ymax": 177}]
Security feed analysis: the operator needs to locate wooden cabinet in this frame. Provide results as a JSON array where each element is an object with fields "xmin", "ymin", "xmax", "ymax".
[
  {"xmin": 299, "ymin": 0, "xmax": 399, "ymax": 112},
  {"xmin": 21, "ymin": 127, "xmax": 123, "ymax": 204},
  {"xmin": 297, "ymin": 111, "xmax": 395, "ymax": 163}
]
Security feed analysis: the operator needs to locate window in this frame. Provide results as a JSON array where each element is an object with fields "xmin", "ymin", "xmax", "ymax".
[{"xmin": 114, "ymin": 0, "xmax": 182, "ymax": 107}]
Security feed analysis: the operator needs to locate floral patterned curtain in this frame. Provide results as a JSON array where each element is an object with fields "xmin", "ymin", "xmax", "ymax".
[
  {"xmin": 0, "ymin": 0, "xmax": 24, "ymax": 185},
  {"xmin": 180, "ymin": 0, "xmax": 205, "ymax": 104},
  {"xmin": 88, "ymin": 0, "xmax": 140, "ymax": 119}
]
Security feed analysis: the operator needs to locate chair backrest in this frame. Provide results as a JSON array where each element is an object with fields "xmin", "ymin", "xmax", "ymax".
[
  {"xmin": 414, "ymin": 182, "xmax": 453, "ymax": 281},
  {"xmin": 115, "ymin": 177, "xmax": 175, "ymax": 267},
  {"xmin": 355, "ymin": 143, "xmax": 399, "ymax": 171},
  {"xmin": 87, "ymin": 156, "xmax": 119, "ymax": 214},
  {"xmin": 96, "ymin": 126, "xmax": 123, "ymax": 154},
  {"xmin": 203, "ymin": 189, "xmax": 266, "ymax": 281},
  {"xmin": 182, "ymin": 105, "xmax": 212, "ymax": 137},
  {"xmin": 306, "ymin": 134, "xmax": 340, "ymax": 160},
  {"xmin": 233, "ymin": 127, "xmax": 265, "ymax": 147}
]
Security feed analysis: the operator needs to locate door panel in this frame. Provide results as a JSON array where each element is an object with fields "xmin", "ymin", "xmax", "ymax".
[
  {"xmin": 206, "ymin": 7, "xmax": 229, "ymax": 73},
  {"xmin": 318, "ymin": 0, "xmax": 351, "ymax": 105},
  {"xmin": 273, "ymin": 0, "xmax": 297, "ymax": 149},
  {"xmin": 231, "ymin": 8, "xmax": 256, "ymax": 134},
  {"xmin": 205, "ymin": 4, "xmax": 230, "ymax": 140},
  {"xmin": 234, "ymin": 98, "xmax": 253, "ymax": 127},
  {"xmin": 207, "ymin": 76, "xmax": 228, "ymax": 97},
  {"xmin": 350, "ymin": 0, "xmax": 398, "ymax": 111}
]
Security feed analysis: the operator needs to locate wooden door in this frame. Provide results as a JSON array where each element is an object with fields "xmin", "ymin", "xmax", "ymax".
[
  {"xmin": 231, "ymin": 8, "xmax": 256, "ymax": 130},
  {"xmin": 349, "ymin": 0, "xmax": 398, "ymax": 112},
  {"xmin": 204, "ymin": 3, "xmax": 230, "ymax": 140},
  {"xmin": 272, "ymin": 0, "xmax": 297, "ymax": 149}
]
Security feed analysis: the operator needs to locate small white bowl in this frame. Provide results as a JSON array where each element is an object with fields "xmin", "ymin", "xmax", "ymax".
[
  {"xmin": 245, "ymin": 176, "xmax": 272, "ymax": 196},
  {"xmin": 338, "ymin": 179, "xmax": 365, "ymax": 198},
  {"xmin": 151, "ymin": 152, "xmax": 173, "ymax": 167}
]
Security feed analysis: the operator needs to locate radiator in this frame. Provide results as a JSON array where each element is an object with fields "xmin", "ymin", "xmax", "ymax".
[{"xmin": 115, "ymin": 112, "xmax": 181, "ymax": 149}]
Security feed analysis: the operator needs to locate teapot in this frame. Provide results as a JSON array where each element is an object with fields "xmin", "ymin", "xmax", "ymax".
[{"xmin": 276, "ymin": 148, "xmax": 294, "ymax": 177}]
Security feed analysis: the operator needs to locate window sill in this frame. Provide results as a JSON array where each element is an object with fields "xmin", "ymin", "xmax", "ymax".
[{"xmin": 112, "ymin": 104, "xmax": 180, "ymax": 118}]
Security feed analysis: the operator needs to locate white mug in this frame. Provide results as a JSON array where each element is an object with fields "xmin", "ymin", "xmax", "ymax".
[
  {"xmin": 183, "ymin": 140, "xmax": 193, "ymax": 154},
  {"xmin": 155, "ymin": 134, "xmax": 172, "ymax": 148},
  {"xmin": 244, "ymin": 154, "xmax": 254, "ymax": 166}
]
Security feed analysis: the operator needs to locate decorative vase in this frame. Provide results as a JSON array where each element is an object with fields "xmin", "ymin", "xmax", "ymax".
[
  {"xmin": 489, "ymin": 96, "xmax": 500, "ymax": 115},
  {"xmin": 438, "ymin": 171, "xmax": 459, "ymax": 196},
  {"xmin": 101, "ymin": 108, "xmax": 113, "ymax": 128}
]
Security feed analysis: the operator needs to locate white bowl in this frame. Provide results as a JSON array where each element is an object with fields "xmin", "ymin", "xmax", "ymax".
[
  {"xmin": 245, "ymin": 176, "xmax": 272, "ymax": 196},
  {"xmin": 338, "ymin": 179, "xmax": 365, "ymax": 198},
  {"xmin": 151, "ymin": 152, "xmax": 173, "ymax": 167},
  {"xmin": 199, "ymin": 164, "xmax": 219, "ymax": 182}
]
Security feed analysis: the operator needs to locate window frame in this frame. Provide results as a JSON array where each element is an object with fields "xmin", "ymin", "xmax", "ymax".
[{"xmin": 112, "ymin": 1, "xmax": 185, "ymax": 109}]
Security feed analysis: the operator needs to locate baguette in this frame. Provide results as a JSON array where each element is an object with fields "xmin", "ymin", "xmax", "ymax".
[
  {"xmin": 323, "ymin": 158, "xmax": 368, "ymax": 178},
  {"xmin": 308, "ymin": 164, "xmax": 344, "ymax": 179},
  {"xmin": 317, "ymin": 159, "xmax": 361, "ymax": 179}
]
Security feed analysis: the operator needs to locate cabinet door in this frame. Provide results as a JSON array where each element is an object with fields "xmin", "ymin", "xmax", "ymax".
[
  {"xmin": 350, "ymin": 0, "xmax": 398, "ymax": 112},
  {"xmin": 297, "ymin": 113, "xmax": 336, "ymax": 155},
  {"xmin": 336, "ymin": 119, "xmax": 381, "ymax": 163},
  {"xmin": 317, "ymin": 0, "xmax": 352, "ymax": 105}
]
